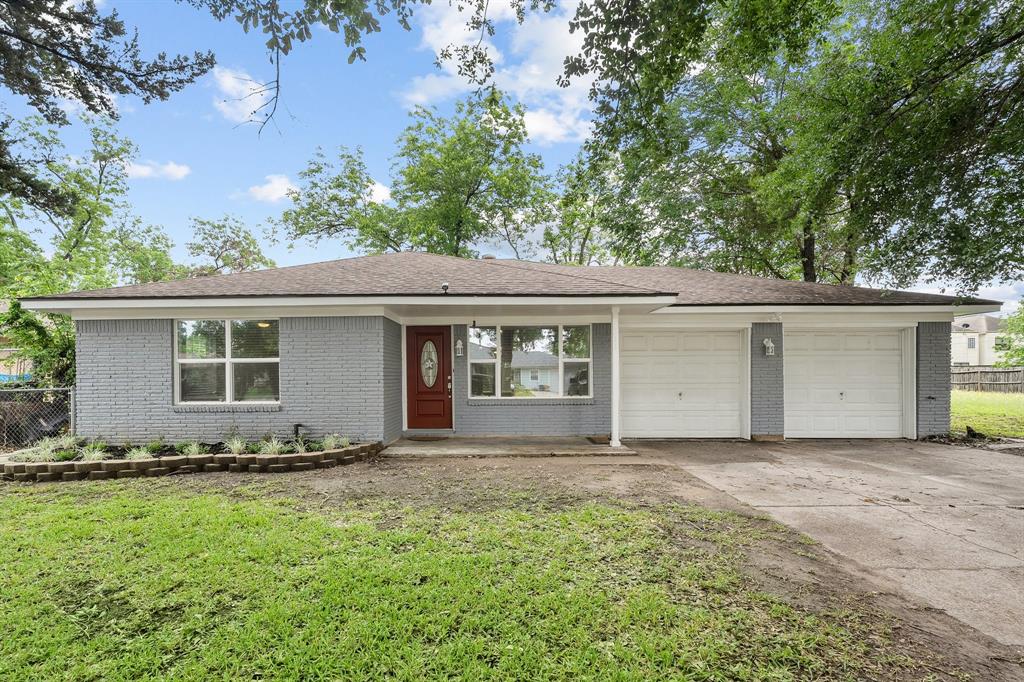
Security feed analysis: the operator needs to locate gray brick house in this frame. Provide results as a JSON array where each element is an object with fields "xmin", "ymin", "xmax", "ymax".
[{"xmin": 23, "ymin": 252, "xmax": 1001, "ymax": 444}]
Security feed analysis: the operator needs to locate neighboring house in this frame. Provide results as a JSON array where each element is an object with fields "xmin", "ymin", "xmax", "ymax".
[
  {"xmin": 22, "ymin": 252, "xmax": 1001, "ymax": 444},
  {"xmin": 951, "ymin": 314, "xmax": 1010, "ymax": 366},
  {"xmin": 0, "ymin": 301, "xmax": 31, "ymax": 383}
]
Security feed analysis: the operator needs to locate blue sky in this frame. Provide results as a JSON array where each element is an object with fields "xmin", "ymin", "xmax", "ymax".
[
  {"xmin": 13, "ymin": 0, "xmax": 591, "ymax": 265},
  {"xmin": 4, "ymin": 1, "xmax": 1021, "ymax": 312}
]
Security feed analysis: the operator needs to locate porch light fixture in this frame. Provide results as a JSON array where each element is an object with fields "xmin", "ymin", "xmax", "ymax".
[
  {"xmin": 256, "ymin": 321, "xmax": 271, "ymax": 328},
  {"xmin": 763, "ymin": 338, "xmax": 775, "ymax": 356},
  {"xmin": 455, "ymin": 339, "xmax": 464, "ymax": 357}
]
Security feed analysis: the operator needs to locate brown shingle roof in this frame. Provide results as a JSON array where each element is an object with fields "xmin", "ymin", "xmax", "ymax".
[{"xmin": 22, "ymin": 251, "xmax": 998, "ymax": 306}]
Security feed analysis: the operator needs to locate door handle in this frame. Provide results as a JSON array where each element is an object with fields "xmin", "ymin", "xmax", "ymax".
[{"xmin": 447, "ymin": 375, "xmax": 452, "ymax": 397}]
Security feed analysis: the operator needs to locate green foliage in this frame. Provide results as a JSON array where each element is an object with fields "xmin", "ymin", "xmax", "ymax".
[
  {"xmin": 998, "ymin": 306, "xmax": 1024, "ymax": 367},
  {"xmin": 186, "ymin": 216, "xmax": 275, "ymax": 276},
  {"xmin": 542, "ymin": 153, "xmax": 613, "ymax": 265},
  {"xmin": 279, "ymin": 89, "xmax": 552, "ymax": 257},
  {"xmin": 0, "ymin": 0, "xmax": 213, "ymax": 215},
  {"xmin": 126, "ymin": 447, "xmax": 154, "ymax": 461},
  {"xmin": 0, "ymin": 302, "xmax": 75, "ymax": 386},
  {"xmin": 79, "ymin": 441, "xmax": 111, "ymax": 461},
  {"xmin": 16, "ymin": 435, "xmax": 82, "ymax": 462},
  {"xmin": 257, "ymin": 436, "xmax": 287, "ymax": 456},
  {"xmin": 224, "ymin": 436, "xmax": 249, "ymax": 455},
  {"xmin": 178, "ymin": 441, "xmax": 209, "ymax": 457},
  {"xmin": 583, "ymin": 0, "xmax": 1024, "ymax": 292},
  {"xmin": 145, "ymin": 437, "xmax": 166, "ymax": 454},
  {"xmin": 320, "ymin": 433, "xmax": 343, "ymax": 450}
]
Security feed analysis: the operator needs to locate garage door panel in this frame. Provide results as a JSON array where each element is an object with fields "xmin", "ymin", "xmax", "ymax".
[
  {"xmin": 621, "ymin": 330, "xmax": 744, "ymax": 438},
  {"xmin": 786, "ymin": 330, "xmax": 905, "ymax": 438},
  {"xmin": 622, "ymin": 333, "xmax": 652, "ymax": 352}
]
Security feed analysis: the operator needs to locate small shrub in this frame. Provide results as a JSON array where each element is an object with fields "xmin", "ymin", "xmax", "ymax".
[
  {"xmin": 179, "ymin": 441, "xmax": 208, "ymax": 457},
  {"xmin": 257, "ymin": 436, "xmax": 287, "ymax": 456},
  {"xmin": 340, "ymin": 436, "xmax": 351, "ymax": 448},
  {"xmin": 321, "ymin": 433, "xmax": 341, "ymax": 450},
  {"xmin": 224, "ymin": 436, "xmax": 248, "ymax": 455},
  {"xmin": 292, "ymin": 437, "xmax": 307, "ymax": 453},
  {"xmin": 29, "ymin": 449, "xmax": 58, "ymax": 463},
  {"xmin": 53, "ymin": 433, "xmax": 81, "ymax": 450},
  {"xmin": 54, "ymin": 449, "xmax": 78, "ymax": 462},
  {"xmin": 80, "ymin": 442, "xmax": 112, "ymax": 461},
  {"xmin": 145, "ymin": 437, "xmax": 165, "ymax": 454},
  {"xmin": 126, "ymin": 447, "xmax": 152, "ymax": 460}
]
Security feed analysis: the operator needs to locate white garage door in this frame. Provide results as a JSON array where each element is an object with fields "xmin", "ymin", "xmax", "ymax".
[
  {"xmin": 621, "ymin": 330, "xmax": 745, "ymax": 438},
  {"xmin": 785, "ymin": 330, "xmax": 904, "ymax": 438}
]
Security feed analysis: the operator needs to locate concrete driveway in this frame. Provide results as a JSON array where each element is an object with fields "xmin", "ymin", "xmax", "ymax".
[{"xmin": 637, "ymin": 439, "xmax": 1024, "ymax": 647}]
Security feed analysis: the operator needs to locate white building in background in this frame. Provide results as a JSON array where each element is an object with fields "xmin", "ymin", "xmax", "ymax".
[{"xmin": 951, "ymin": 314, "xmax": 1010, "ymax": 366}]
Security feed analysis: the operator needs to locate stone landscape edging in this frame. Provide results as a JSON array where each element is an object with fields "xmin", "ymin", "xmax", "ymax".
[{"xmin": 1, "ymin": 442, "xmax": 383, "ymax": 483}]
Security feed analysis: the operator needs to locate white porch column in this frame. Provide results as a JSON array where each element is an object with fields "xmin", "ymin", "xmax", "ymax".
[{"xmin": 610, "ymin": 305, "xmax": 621, "ymax": 447}]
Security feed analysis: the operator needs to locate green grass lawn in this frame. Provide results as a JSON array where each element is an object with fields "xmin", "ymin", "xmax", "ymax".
[
  {"xmin": 951, "ymin": 390, "xmax": 1024, "ymax": 438},
  {"xmin": 0, "ymin": 481, "xmax": 927, "ymax": 681}
]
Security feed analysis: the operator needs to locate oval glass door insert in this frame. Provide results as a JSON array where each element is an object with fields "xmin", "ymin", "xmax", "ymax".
[{"xmin": 420, "ymin": 340, "xmax": 438, "ymax": 387}]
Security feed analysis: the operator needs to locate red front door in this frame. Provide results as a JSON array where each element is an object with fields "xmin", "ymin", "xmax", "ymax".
[{"xmin": 406, "ymin": 326, "xmax": 453, "ymax": 429}]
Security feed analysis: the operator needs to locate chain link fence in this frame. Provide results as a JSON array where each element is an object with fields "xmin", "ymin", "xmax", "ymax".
[{"xmin": 0, "ymin": 388, "xmax": 73, "ymax": 450}]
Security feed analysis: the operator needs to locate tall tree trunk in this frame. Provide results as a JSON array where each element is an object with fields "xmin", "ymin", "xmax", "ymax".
[
  {"xmin": 838, "ymin": 232, "xmax": 857, "ymax": 285},
  {"xmin": 800, "ymin": 220, "xmax": 817, "ymax": 282}
]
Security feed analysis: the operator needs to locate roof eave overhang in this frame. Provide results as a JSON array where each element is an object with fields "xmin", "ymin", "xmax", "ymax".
[
  {"xmin": 22, "ymin": 294, "xmax": 680, "ymax": 316},
  {"xmin": 654, "ymin": 303, "xmax": 1003, "ymax": 314}
]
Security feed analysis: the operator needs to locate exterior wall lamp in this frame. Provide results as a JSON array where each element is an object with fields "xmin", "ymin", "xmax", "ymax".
[
  {"xmin": 763, "ymin": 338, "xmax": 775, "ymax": 356},
  {"xmin": 455, "ymin": 339, "xmax": 464, "ymax": 357}
]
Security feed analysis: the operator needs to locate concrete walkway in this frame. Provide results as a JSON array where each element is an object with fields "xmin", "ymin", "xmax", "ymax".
[
  {"xmin": 385, "ymin": 436, "xmax": 636, "ymax": 457},
  {"xmin": 636, "ymin": 439, "xmax": 1024, "ymax": 647}
]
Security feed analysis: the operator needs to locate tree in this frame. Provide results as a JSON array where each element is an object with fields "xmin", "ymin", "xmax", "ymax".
[
  {"xmin": 587, "ymin": 0, "xmax": 1024, "ymax": 293},
  {"xmin": 186, "ymin": 216, "xmax": 275, "ymax": 276},
  {"xmin": 1, "ymin": 117, "xmax": 142, "ymax": 297},
  {"xmin": 0, "ymin": 1, "xmax": 214, "ymax": 214},
  {"xmin": 112, "ymin": 217, "xmax": 188, "ymax": 285},
  {"xmin": 279, "ymin": 90, "xmax": 552, "ymax": 258},
  {"xmin": 543, "ymin": 153, "xmax": 613, "ymax": 266},
  {"xmin": 0, "ymin": 302, "xmax": 75, "ymax": 386},
  {"xmin": 277, "ymin": 147, "xmax": 410, "ymax": 254},
  {"xmin": 0, "ymin": 117, "xmax": 201, "ymax": 386},
  {"xmin": 999, "ymin": 306, "xmax": 1024, "ymax": 367}
]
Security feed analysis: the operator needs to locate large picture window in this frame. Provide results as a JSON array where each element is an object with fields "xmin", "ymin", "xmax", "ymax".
[
  {"xmin": 468, "ymin": 324, "xmax": 592, "ymax": 399},
  {"xmin": 175, "ymin": 320, "xmax": 280, "ymax": 403}
]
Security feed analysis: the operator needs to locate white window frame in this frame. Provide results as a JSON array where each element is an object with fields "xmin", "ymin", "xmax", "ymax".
[
  {"xmin": 467, "ymin": 324, "xmax": 593, "ymax": 400},
  {"xmin": 174, "ymin": 319, "xmax": 281, "ymax": 405},
  {"xmin": 967, "ymin": 336, "xmax": 977, "ymax": 349}
]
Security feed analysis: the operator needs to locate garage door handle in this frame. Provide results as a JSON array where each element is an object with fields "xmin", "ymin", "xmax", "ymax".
[
  {"xmin": 677, "ymin": 391, "xmax": 683, "ymax": 398},
  {"xmin": 839, "ymin": 391, "xmax": 845, "ymax": 400}
]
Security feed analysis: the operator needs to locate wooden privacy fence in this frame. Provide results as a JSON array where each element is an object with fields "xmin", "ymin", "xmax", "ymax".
[{"xmin": 951, "ymin": 366, "xmax": 1024, "ymax": 393}]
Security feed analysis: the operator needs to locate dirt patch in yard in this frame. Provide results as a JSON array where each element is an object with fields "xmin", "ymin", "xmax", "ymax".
[{"xmin": 168, "ymin": 453, "xmax": 1023, "ymax": 680}]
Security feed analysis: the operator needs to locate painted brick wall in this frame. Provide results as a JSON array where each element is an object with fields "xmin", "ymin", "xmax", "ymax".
[
  {"xmin": 75, "ymin": 316, "xmax": 390, "ymax": 443},
  {"xmin": 917, "ymin": 321, "xmax": 951, "ymax": 437},
  {"xmin": 381, "ymin": 318, "xmax": 403, "ymax": 443},
  {"xmin": 750, "ymin": 322, "xmax": 784, "ymax": 437},
  {"xmin": 450, "ymin": 323, "xmax": 611, "ymax": 435}
]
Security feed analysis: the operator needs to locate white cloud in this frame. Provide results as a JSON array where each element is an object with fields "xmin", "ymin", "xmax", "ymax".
[
  {"xmin": 398, "ymin": 1, "xmax": 593, "ymax": 145},
  {"xmin": 246, "ymin": 174, "xmax": 297, "ymax": 203},
  {"xmin": 369, "ymin": 180, "xmax": 391, "ymax": 203},
  {"xmin": 211, "ymin": 66, "xmax": 270, "ymax": 124},
  {"xmin": 127, "ymin": 160, "xmax": 192, "ymax": 181},
  {"xmin": 402, "ymin": 72, "xmax": 474, "ymax": 108},
  {"xmin": 909, "ymin": 280, "xmax": 1023, "ymax": 316}
]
